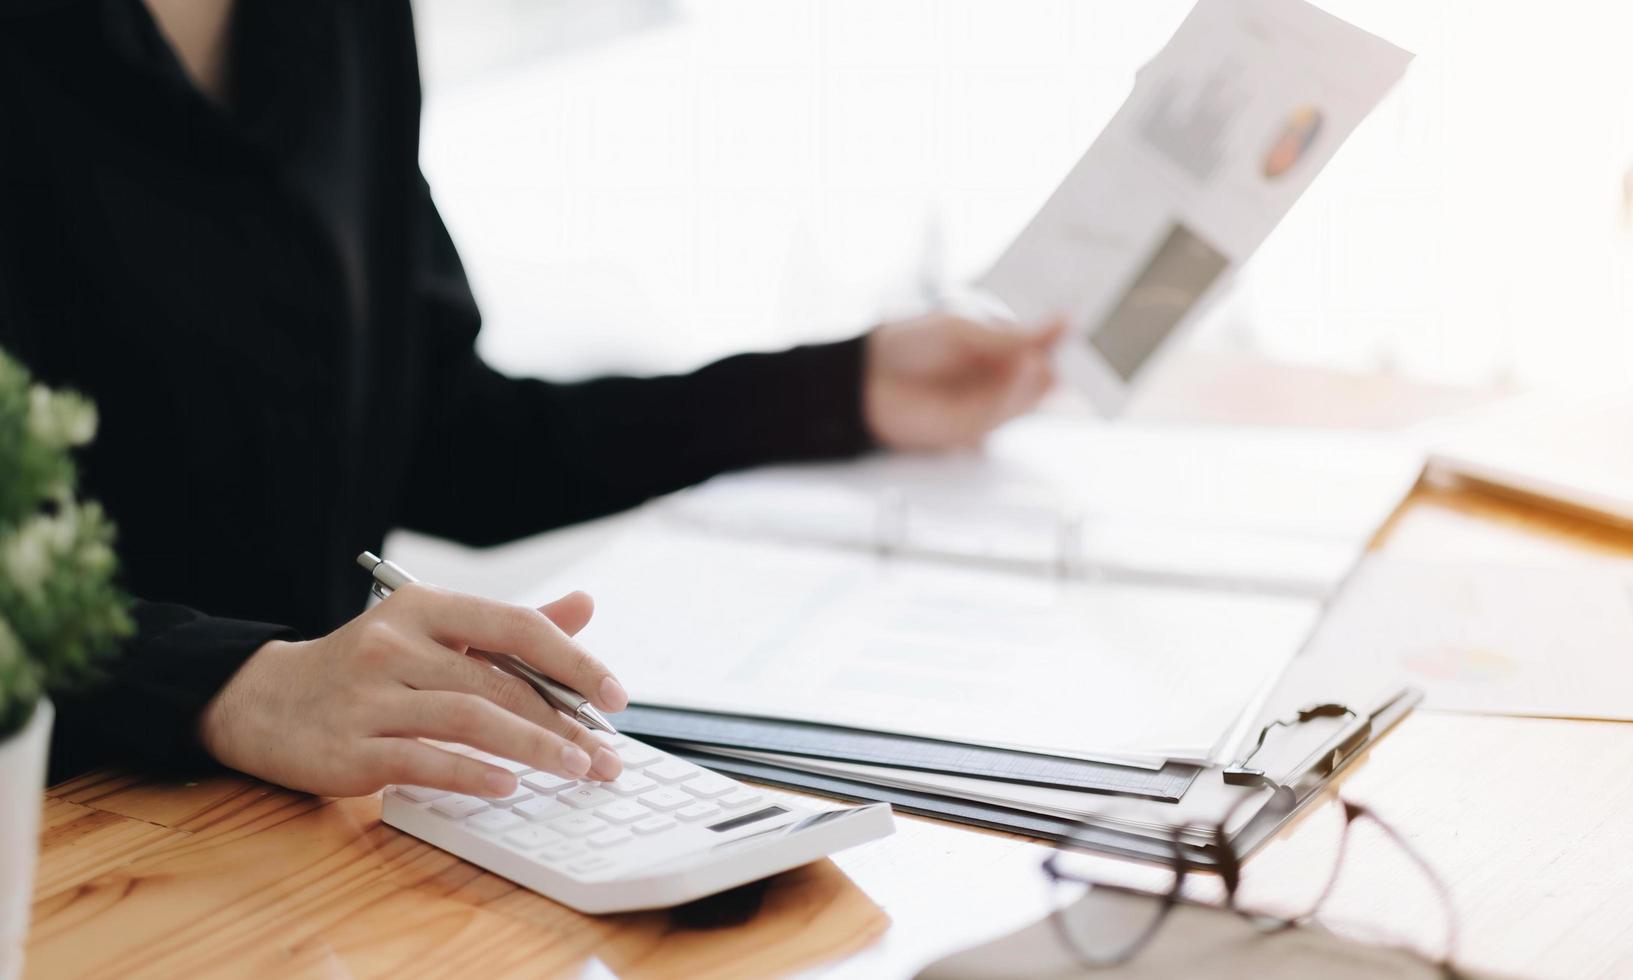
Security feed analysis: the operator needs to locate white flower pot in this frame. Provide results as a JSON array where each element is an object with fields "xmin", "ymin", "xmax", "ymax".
[{"xmin": 0, "ymin": 699, "xmax": 50, "ymax": 980}]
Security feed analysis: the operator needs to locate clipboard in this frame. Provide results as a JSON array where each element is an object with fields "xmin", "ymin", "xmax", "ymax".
[
  {"xmin": 657, "ymin": 688, "xmax": 1422, "ymax": 869},
  {"xmin": 614, "ymin": 704, "xmax": 1201, "ymax": 802}
]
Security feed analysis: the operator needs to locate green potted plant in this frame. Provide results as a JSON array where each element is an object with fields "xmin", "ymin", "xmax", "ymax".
[{"xmin": 0, "ymin": 348, "xmax": 131, "ymax": 978}]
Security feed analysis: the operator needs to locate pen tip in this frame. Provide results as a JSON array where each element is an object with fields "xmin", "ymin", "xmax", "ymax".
[
  {"xmin": 580, "ymin": 704, "xmax": 619, "ymax": 736},
  {"xmin": 357, "ymin": 551, "xmax": 382, "ymax": 571}
]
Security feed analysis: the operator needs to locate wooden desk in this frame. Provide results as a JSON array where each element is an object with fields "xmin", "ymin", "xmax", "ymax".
[{"xmin": 26, "ymin": 485, "xmax": 1633, "ymax": 979}]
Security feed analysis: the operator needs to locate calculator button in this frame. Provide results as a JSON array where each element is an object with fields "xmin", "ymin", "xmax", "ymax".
[
  {"xmin": 599, "ymin": 734, "xmax": 631, "ymax": 749},
  {"xmin": 632, "ymin": 815, "xmax": 676, "ymax": 836},
  {"xmin": 558, "ymin": 786, "xmax": 619, "ymax": 810},
  {"xmin": 680, "ymin": 774, "xmax": 735, "ymax": 799},
  {"xmin": 549, "ymin": 813, "xmax": 609, "ymax": 838},
  {"xmin": 486, "ymin": 786, "xmax": 535, "ymax": 806},
  {"xmin": 718, "ymin": 789, "xmax": 761, "ymax": 810},
  {"xmin": 588, "ymin": 828, "xmax": 633, "ymax": 849},
  {"xmin": 602, "ymin": 772, "xmax": 658, "ymax": 797},
  {"xmin": 568, "ymin": 855, "xmax": 615, "ymax": 874},
  {"xmin": 430, "ymin": 795, "xmax": 490, "ymax": 819},
  {"xmin": 393, "ymin": 785, "xmax": 446, "ymax": 804},
  {"xmin": 616, "ymin": 742, "xmax": 663, "ymax": 768},
  {"xmin": 595, "ymin": 800, "xmax": 651, "ymax": 825},
  {"xmin": 470, "ymin": 751, "xmax": 534, "ymax": 775},
  {"xmin": 522, "ymin": 772, "xmax": 579, "ymax": 795},
  {"xmin": 676, "ymin": 802, "xmax": 720, "ymax": 822},
  {"xmin": 541, "ymin": 841, "xmax": 585, "ymax": 862},
  {"xmin": 466, "ymin": 809, "xmax": 525, "ymax": 834},
  {"xmin": 637, "ymin": 788, "xmax": 692, "ymax": 812},
  {"xmin": 501, "ymin": 826, "xmax": 563, "ymax": 851},
  {"xmin": 514, "ymin": 797, "xmax": 572, "ymax": 823},
  {"xmin": 644, "ymin": 759, "xmax": 700, "ymax": 784}
]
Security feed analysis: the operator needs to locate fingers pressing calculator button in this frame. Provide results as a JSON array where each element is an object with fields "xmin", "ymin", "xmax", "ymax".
[
  {"xmin": 430, "ymin": 795, "xmax": 490, "ymax": 819},
  {"xmin": 637, "ymin": 788, "xmax": 692, "ymax": 812},
  {"xmin": 522, "ymin": 773, "xmax": 579, "ymax": 795},
  {"xmin": 394, "ymin": 785, "xmax": 446, "ymax": 804},
  {"xmin": 644, "ymin": 759, "xmax": 699, "ymax": 784},
  {"xmin": 486, "ymin": 786, "xmax": 535, "ymax": 807},
  {"xmin": 615, "ymin": 743, "xmax": 663, "ymax": 768},
  {"xmin": 469, "ymin": 752, "xmax": 533, "ymax": 775}
]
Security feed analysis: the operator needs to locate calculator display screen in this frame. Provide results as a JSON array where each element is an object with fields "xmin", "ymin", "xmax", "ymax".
[{"xmin": 706, "ymin": 805, "xmax": 789, "ymax": 834}]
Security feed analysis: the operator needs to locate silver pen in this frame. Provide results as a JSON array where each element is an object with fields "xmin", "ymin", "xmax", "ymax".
[{"xmin": 356, "ymin": 551, "xmax": 618, "ymax": 734}]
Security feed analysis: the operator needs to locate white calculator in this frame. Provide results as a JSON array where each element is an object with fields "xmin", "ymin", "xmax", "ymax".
[{"xmin": 382, "ymin": 734, "xmax": 895, "ymax": 914}]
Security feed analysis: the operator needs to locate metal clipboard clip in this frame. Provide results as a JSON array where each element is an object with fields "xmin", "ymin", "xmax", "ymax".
[{"xmin": 1222, "ymin": 688, "xmax": 1416, "ymax": 795}]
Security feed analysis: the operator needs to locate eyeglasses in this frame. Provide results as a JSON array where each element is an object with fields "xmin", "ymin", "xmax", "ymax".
[{"xmin": 1040, "ymin": 705, "xmax": 1467, "ymax": 975}]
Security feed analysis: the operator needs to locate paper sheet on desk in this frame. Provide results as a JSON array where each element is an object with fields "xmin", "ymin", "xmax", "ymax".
[
  {"xmin": 979, "ymin": 0, "xmax": 1411, "ymax": 343},
  {"xmin": 1297, "ymin": 557, "xmax": 1633, "ymax": 720},
  {"xmin": 526, "ymin": 522, "xmax": 1320, "ymax": 765}
]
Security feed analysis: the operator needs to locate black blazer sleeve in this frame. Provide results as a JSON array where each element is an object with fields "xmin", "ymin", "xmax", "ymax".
[
  {"xmin": 397, "ymin": 184, "xmax": 877, "ymax": 546},
  {"xmin": 46, "ymin": 601, "xmax": 296, "ymax": 784}
]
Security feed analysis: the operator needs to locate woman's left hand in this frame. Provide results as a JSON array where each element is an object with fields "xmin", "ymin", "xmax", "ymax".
[{"xmin": 863, "ymin": 313, "xmax": 1064, "ymax": 451}]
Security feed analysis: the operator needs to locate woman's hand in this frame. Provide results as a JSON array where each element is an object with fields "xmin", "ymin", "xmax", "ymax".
[
  {"xmin": 864, "ymin": 313, "xmax": 1064, "ymax": 450},
  {"xmin": 197, "ymin": 585, "xmax": 629, "ymax": 799}
]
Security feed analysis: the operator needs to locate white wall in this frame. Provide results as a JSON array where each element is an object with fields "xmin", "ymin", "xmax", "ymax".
[{"xmin": 417, "ymin": 0, "xmax": 1633, "ymax": 391}]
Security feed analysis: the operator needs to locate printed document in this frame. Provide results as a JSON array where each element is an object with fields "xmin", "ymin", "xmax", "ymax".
[
  {"xmin": 528, "ymin": 520, "xmax": 1320, "ymax": 765},
  {"xmin": 1298, "ymin": 557, "xmax": 1633, "ymax": 721},
  {"xmin": 980, "ymin": 0, "xmax": 1411, "ymax": 364}
]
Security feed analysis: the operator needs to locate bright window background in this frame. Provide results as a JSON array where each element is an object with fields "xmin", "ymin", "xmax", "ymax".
[{"xmin": 417, "ymin": 0, "xmax": 1633, "ymax": 393}]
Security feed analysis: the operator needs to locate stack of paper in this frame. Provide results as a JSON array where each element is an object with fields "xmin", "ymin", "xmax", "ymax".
[{"xmin": 529, "ymin": 521, "xmax": 1320, "ymax": 766}]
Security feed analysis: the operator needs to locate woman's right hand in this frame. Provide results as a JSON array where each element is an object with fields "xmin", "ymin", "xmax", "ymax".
[{"xmin": 196, "ymin": 584, "xmax": 630, "ymax": 798}]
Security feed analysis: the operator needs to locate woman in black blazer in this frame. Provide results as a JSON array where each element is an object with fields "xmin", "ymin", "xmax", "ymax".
[{"xmin": 0, "ymin": 0, "xmax": 1058, "ymax": 797}]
